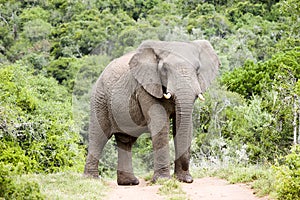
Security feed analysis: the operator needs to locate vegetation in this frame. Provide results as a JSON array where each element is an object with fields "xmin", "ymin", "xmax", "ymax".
[
  {"xmin": 157, "ymin": 178, "xmax": 187, "ymax": 200},
  {"xmin": 0, "ymin": 0, "xmax": 299, "ymax": 199},
  {"xmin": 16, "ymin": 172, "xmax": 107, "ymax": 200},
  {"xmin": 274, "ymin": 145, "xmax": 300, "ymax": 200},
  {"xmin": 0, "ymin": 163, "xmax": 44, "ymax": 200}
]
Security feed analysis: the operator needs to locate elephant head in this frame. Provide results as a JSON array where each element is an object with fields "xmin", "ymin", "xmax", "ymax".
[
  {"xmin": 129, "ymin": 40, "xmax": 220, "ymax": 100},
  {"xmin": 129, "ymin": 40, "xmax": 220, "ymax": 180}
]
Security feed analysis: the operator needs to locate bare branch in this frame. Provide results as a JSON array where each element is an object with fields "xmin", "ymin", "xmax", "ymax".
[
  {"xmin": 293, "ymin": 95, "xmax": 298, "ymax": 144},
  {"xmin": 0, "ymin": 14, "xmax": 9, "ymax": 26}
]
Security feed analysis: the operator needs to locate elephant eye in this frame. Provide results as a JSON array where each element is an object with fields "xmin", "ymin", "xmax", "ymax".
[{"xmin": 196, "ymin": 67, "xmax": 201, "ymax": 76}]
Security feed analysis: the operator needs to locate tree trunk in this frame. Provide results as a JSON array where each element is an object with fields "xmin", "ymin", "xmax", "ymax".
[
  {"xmin": 298, "ymin": 97, "xmax": 300, "ymax": 144},
  {"xmin": 293, "ymin": 95, "xmax": 298, "ymax": 144}
]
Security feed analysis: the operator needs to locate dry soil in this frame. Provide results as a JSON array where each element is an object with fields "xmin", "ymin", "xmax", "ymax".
[{"xmin": 106, "ymin": 177, "xmax": 270, "ymax": 200}]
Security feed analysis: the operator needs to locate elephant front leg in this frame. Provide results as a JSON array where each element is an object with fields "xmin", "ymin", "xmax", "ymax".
[
  {"xmin": 151, "ymin": 125, "xmax": 171, "ymax": 182},
  {"xmin": 174, "ymin": 150, "xmax": 193, "ymax": 183},
  {"xmin": 115, "ymin": 133, "xmax": 139, "ymax": 185}
]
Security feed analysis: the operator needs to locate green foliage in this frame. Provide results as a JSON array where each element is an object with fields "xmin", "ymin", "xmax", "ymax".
[
  {"xmin": 0, "ymin": 64, "xmax": 85, "ymax": 173},
  {"xmin": 22, "ymin": 19, "xmax": 53, "ymax": 43},
  {"xmin": 0, "ymin": 1, "xmax": 299, "ymax": 197},
  {"xmin": 226, "ymin": 1, "xmax": 266, "ymax": 23},
  {"xmin": 221, "ymin": 49, "xmax": 300, "ymax": 98},
  {"xmin": 0, "ymin": 25, "xmax": 14, "ymax": 60},
  {"xmin": 194, "ymin": 62, "xmax": 298, "ymax": 163},
  {"xmin": 20, "ymin": 172, "xmax": 107, "ymax": 199},
  {"xmin": 193, "ymin": 88, "xmax": 275, "ymax": 163},
  {"xmin": 157, "ymin": 178, "xmax": 186, "ymax": 199},
  {"xmin": 220, "ymin": 50, "xmax": 299, "ymax": 162},
  {"xmin": 274, "ymin": 145, "xmax": 300, "ymax": 200},
  {"xmin": 210, "ymin": 165, "xmax": 272, "ymax": 184},
  {"xmin": 0, "ymin": 141, "xmax": 38, "ymax": 173},
  {"xmin": 46, "ymin": 57, "xmax": 77, "ymax": 90},
  {"xmin": 50, "ymin": 8, "xmax": 135, "ymax": 58},
  {"xmin": 221, "ymin": 96, "xmax": 281, "ymax": 162},
  {"xmin": 72, "ymin": 55, "xmax": 111, "ymax": 141},
  {"xmin": 0, "ymin": 163, "xmax": 44, "ymax": 199},
  {"xmin": 132, "ymin": 134, "xmax": 154, "ymax": 174},
  {"xmin": 187, "ymin": 9, "xmax": 232, "ymax": 38},
  {"xmin": 19, "ymin": 6, "xmax": 50, "ymax": 22}
]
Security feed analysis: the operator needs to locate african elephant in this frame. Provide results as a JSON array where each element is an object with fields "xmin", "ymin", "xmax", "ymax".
[{"xmin": 84, "ymin": 40, "xmax": 220, "ymax": 185}]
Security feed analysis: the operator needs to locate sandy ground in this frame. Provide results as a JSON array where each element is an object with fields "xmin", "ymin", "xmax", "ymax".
[{"xmin": 106, "ymin": 177, "xmax": 270, "ymax": 200}]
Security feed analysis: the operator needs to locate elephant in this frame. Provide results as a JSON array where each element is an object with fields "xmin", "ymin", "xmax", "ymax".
[{"xmin": 84, "ymin": 40, "xmax": 220, "ymax": 185}]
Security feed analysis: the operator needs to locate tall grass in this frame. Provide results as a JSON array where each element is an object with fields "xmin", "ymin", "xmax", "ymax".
[{"xmin": 21, "ymin": 172, "xmax": 108, "ymax": 200}]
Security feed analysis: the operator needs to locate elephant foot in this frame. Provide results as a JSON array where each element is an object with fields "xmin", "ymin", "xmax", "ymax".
[
  {"xmin": 84, "ymin": 154, "xmax": 100, "ymax": 178},
  {"xmin": 152, "ymin": 170, "xmax": 171, "ymax": 183},
  {"xmin": 84, "ymin": 168, "xmax": 100, "ymax": 179},
  {"xmin": 117, "ymin": 171, "xmax": 139, "ymax": 186},
  {"xmin": 175, "ymin": 171, "xmax": 193, "ymax": 183}
]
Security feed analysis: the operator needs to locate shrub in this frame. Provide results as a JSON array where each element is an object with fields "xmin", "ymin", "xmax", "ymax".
[
  {"xmin": 0, "ymin": 64, "xmax": 85, "ymax": 173},
  {"xmin": 274, "ymin": 145, "xmax": 300, "ymax": 200},
  {"xmin": 0, "ymin": 163, "xmax": 44, "ymax": 200},
  {"xmin": 219, "ymin": 49, "xmax": 300, "ymax": 162}
]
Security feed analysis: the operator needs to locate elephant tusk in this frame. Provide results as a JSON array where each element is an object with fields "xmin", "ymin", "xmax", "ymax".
[
  {"xmin": 163, "ymin": 93, "xmax": 172, "ymax": 99},
  {"xmin": 198, "ymin": 94, "xmax": 205, "ymax": 101}
]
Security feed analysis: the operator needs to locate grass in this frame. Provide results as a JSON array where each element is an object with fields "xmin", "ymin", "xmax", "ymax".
[
  {"xmin": 21, "ymin": 172, "xmax": 108, "ymax": 200},
  {"xmin": 17, "ymin": 165, "xmax": 275, "ymax": 200},
  {"xmin": 155, "ymin": 178, "xmax": 188, "ymax": 200}
]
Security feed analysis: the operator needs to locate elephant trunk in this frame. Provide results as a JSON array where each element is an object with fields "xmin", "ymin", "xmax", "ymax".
[{"xmin": 173, "ymin": 91, "xmax": 195, "ymax": 167}]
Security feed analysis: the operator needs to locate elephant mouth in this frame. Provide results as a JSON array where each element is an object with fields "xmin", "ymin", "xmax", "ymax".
[
  {"xmin": 162, "ymin": 84, "xmax": 205, "ymax": 101},
  {"xmin": 162, "ymin": 89, "xmax": 205, "ymax": 101}
]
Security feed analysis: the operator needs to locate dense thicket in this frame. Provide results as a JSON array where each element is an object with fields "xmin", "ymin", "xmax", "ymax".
[{"xmin": 0, "ymin": 0, "xmax": 299, "ymax": 198}]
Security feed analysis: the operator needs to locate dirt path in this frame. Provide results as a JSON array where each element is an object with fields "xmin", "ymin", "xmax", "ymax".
[{"xmin": 106, "ymin": 177, "xmax": 270, "ymax": 200}]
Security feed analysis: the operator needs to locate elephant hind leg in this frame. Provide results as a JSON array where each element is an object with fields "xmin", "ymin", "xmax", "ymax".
[
  {"xmin": 115, "ymin": 133, "xmax": 139, "ymax": 185},
  {"xmin": 84, "ymin": 153, "xmax": 101, "ymax": 178},
  {"xmin": 84, "ymin": 106, "xmax": 111, "ymax": 178}
]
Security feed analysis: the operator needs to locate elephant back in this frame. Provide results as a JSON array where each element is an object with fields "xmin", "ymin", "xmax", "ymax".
[{"xmin": 98, "ymin": 51, "xmax": 136, "ymax": 92}]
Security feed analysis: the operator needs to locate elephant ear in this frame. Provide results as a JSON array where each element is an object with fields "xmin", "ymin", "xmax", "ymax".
[
  {"xmin": 193, "ymin": 40, "xmax": 220, "ymax": 92},
  {"xmin": 129, "ymin": 46, "xmax": 163, "ymax": 99}
]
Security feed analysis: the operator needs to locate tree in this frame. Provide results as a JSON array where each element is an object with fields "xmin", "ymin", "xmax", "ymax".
[{"xmin": 0, "ymin": 64, "xmax": 85, "ymax": 173}]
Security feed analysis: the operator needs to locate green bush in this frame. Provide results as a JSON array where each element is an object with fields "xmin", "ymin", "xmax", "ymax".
[
  {"xmin": 218, "ymin": 49, "xmax": 300, "ymax": 162},
  {"xmin": 0, "ymin": 64, "xmax": 85, "ymax": 173},
  {"xmin": 192, "ymin": 87, "xmax": 282, "ymax": 163},
  {"xmin": 0, "ymin": 163, "xmax": 44, "ymax": 200},
  {"xmin": 221, "ymin": 49, "xmax": 300, "ymax": 98},
  {"xmin": 274, "ymin": 145, "xmax": 300, "ymax": 200},
  {"xmin": 46, "ymin": 57, "xmax": 77, "ymax": 90},
  {"xmin": 226, "ymin": 1, "xmax": 266, "ymax": 23}
]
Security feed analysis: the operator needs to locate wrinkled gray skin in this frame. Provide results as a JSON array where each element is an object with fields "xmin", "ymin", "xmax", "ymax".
[{"xmin": 84, "ymin": 40, "xmax": 220, "ymax": 185}]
